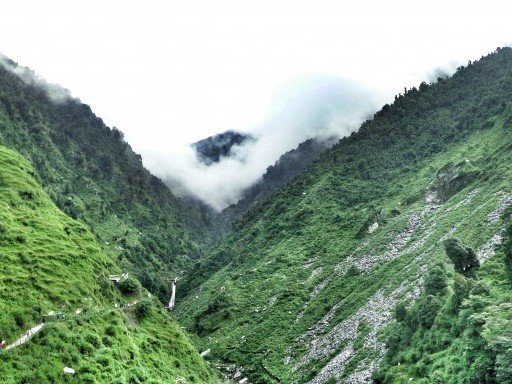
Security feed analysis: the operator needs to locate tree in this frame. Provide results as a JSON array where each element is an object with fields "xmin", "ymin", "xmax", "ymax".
[
  {"xmin": 482, "ymin": 304, "xmax": 512, "ymax": 383},
  {"xmin": 416, "ymin": 295, "xmax": 443, "ymax": 329},
  {"xmin": 394, "ymin": 303, "xmax": 407, "ymax": 322},
  {"xmin": 444, "ymin": 238, "xmax": 480, "ymax": 277},
  {"xmin": 136, "ymin": 299, "xmax": 153, "ymax": 319},
  {"xmin": 449, "ymin": 274, "xmax": 474, "ymax": 314},
  {"xmin": 425, "ymin": 263, "xmax": 448, "ymax": 296}
]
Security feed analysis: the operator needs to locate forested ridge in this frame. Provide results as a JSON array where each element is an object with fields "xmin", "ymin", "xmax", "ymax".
[{"xmin": 0, "ymin": 59, "xmax": 209, "ymax": 301}]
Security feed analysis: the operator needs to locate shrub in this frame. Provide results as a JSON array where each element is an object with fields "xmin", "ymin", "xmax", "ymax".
[
  {"xmin": 118, "ymin": 277, "xmax": 140, "ymax": 294},
  {"xmin": 346, "ymin": 265, "xmax": 361, "ymax": 277},
  {"xmin": 78, "ymin": 340, "xmax": 95, "ymax": 355},
  {"xmin": 444, "ymin": 238, "xmax": 479, "ymax": 277},
  {"xmin": 135, "ymin": 299, "xmax": 153, "ymax": 320},
  {"xmin": 128, "ymin": 367, "xmax": 149, "ymax": 384},
  {"xmin": 394, "ymin": 303, "xmax": 407, "ymax": 322},
  {"xmin": 415, "ymin": 295, "xmax": 442, "ymax": 329},
  {"xmin": 449, "ymin": 274, "xmax": 474, "ymax": 314},
  {"xmin": 78, "ymin": 373, "xmax": 97, "ymax": 384},
  {"xmin": 105, "ymin": 325, "xmax": 117, "ymax": 336},
  {"xmin": 13, "ymin": 311, "xmax": 27, "ymax": 327},
  {"xmin": 84, "ymin": 332, "xmax": 102, "ymax": 348},
  {"xmin": 425, "ymin": 264, "xmax": 448, "ymax": 296}
]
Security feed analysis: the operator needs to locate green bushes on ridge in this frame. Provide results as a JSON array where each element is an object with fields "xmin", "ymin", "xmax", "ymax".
[
  {"xmin": 376, "ymin": 231, "xmax": 512, "ymax": 383},
  {"xmin": 0, "ymin": 60, "xmax": 208, "ymax": 302}
]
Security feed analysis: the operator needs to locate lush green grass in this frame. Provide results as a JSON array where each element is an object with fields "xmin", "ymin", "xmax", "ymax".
[
  {"xmin": 0, "ymin": 60, "xmax": 211, "ymax": 302},
  {"xmin": 176, "ymin": 48, "xmax": 512, "ymax": 383},
  {"xmin": 0, "ymin": 145, "xmax": 218, "ymax": 383},
  {"xmin": 0, "ymin": 145, "xmax": 114, "ymax": 334}
]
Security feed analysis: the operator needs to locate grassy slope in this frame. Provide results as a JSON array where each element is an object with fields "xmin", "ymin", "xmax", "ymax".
[
  {"xmin": 216, "ymin": 138, "xmax": 332, "ymax": 237},
  {"xmin": 176, "ymin": 48, "xmax": 512, "ymax": 383},
  {"xmin": 0, "ymin": 145, "xmax": 217, "ymax": 383},
  {"xmin": 0, "ymin": 61, "xmax": 207, "ymax": 301}
]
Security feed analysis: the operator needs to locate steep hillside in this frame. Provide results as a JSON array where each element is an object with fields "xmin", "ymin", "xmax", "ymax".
[
  {"xmin": 217, "ymin": 138, "xmax": 333, "ymax": 235},
  {"xmin": 373, "ymin": 221, "xmax": 512, "ymax": 384},
  {"xmin": 178, "ymin": 138, "xmax": 333, "ymax": 243},
  {"xmin": 0, "ymin": 58, "xmax": 203, "ymax": 301},
  {"xmin": 0, "ymin": 145, "xmax": 218, "ymax": 383},
  {"xmin": 176, "ymin": 47, "xmax": 512, "ymax": 383}
]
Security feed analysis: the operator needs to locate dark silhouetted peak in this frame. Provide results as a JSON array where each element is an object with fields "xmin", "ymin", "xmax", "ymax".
[{"xmin": 192, "ymin": 130, "xmax": 254, "ymax": 165}]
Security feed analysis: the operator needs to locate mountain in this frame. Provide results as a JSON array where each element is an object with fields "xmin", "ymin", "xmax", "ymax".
[
  {"xmin": 216, "ymin": 137, "xmax": 335, "ymax": 235},
  {"xmin": 176, "ymin": 47, "xmax": 512, "ymax": 383},
  {"xmin": 3, "ymin": 46, "xmax": 512, "ymax": 384},
  {"xmin": 192, "ymin": 130, "xmax": 254, "ymax": 165},
  {"xmin": 179, "ymin": 137, "xmax": 333, "ymax": 243},
  {"xmin": 0, "ymin": 58, "xmax": 206, "ymax": 302},
  {"xmin": 0, "ymin": 145, "xmax": 218, "ymax": 383}
]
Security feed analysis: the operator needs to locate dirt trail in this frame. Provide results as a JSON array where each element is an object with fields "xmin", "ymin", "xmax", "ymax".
[
  {"xmin": 4, "ymin": 297, "xmax": 142, "ymax": 352},
  {"xmin": 4, "ymin": 323, "xmax": 45, "ymax": 350}
]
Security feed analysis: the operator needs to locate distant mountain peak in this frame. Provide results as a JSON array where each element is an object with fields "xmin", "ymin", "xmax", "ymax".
[{"xmin": 192, "ymin": 130, "xmax": 255, "ymax": 165}]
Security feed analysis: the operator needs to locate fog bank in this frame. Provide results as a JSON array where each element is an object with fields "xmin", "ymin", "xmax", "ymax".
[{"xmin": 143, "ymin": 74, "xmax": 381, "ymax": 210}]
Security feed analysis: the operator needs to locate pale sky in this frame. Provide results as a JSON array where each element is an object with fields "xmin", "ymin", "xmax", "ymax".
[{"xmin": 1, "ymin": 0, "xmax": 512, "ymax": 207}]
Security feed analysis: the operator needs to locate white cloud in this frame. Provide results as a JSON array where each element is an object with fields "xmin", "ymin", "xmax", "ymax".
[
  {"xmin": 0, "ymin": 0, "xmax": 511, "ymax": 207},
  {"xmin": 0, "ymin": 54, "xmax": 71, "ymax": 103},
  {"xmin": 144, "ymin": 74, "xmax": 379, "ymax": 210}
]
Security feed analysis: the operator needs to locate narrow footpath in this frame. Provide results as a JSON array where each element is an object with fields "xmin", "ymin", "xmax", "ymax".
[{"xmin": 4, "ymin": 323, "xmax": 45, "ymax": 350}]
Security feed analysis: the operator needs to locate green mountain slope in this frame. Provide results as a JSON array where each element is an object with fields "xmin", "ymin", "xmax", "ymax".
[
  {"xmin": 0, "ymin": 59, "xmax": 204, "ymax": 301},
  {"xmin": 215, "ymin": 138, "xmax": 333, "ymax": 237},
  {"xmin": 176, "ymin": 47, "xmax": 512, "ymax": 383},
  {"xmin": 177, "ymin": 138, "xmax": 333, "ymax": 246},
  {"xmin": 0, "ymin": 145, "xmax": 217, "ymax": 383}
]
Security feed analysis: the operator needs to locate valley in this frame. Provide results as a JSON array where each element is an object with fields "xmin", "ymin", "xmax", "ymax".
[{"xmin": 0, "ymin": 47, "xmax": 511, "ymax": 384}]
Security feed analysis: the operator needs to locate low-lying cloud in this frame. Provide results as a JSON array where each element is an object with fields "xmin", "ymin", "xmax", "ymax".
[
  {"xmin": 0, "ymin": 53, "xmax": 380, "ymax": 211},
  {"xmin": 143, "ymin": 74, "xmax": 380, "ymax": 211},
  {"xmin": 425, "ymin": 60, "xmax": 462, "ymax": 84},
  {"xmin": 0, "ymin": 54, "xmax": 72, "ymax": 103}
]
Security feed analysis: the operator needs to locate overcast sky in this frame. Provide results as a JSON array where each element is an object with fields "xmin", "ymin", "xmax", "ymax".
[{"xmin": 1, "ymin": 0, "xmax": 511, "ymax": 207}]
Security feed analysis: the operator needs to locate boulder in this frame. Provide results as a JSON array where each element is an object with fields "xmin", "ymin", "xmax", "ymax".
[
  {"xmin": 233, "ymin": 369, "xmax": 242, "ymax": 379},
  {"xmin": 435, "ymin": 160, "xmax": 478, "ymax": 202}
]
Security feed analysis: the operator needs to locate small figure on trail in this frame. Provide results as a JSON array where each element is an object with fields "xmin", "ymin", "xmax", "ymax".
[{"xmin": 0, "ymin": 340, "xmax": 7, "ymax": 349}]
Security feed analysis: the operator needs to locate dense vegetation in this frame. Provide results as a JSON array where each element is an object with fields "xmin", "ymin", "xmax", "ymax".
[
  {"xmin": 216, "ymin": 138, "xmax": 333, "ymax": 235},
  {"xmin": 176, "ymin": 47, "xmax": 512, "ymax": 383},
  {"xmin": 2, "ymin": 46, "xmax": 512, "ymax": 383},
  {"xmin": 0, "ymin": 59, "xmax": 208, "ymax": 301},
  {"xmin": 0, "ymin": 145, "xmax": 217, "ymax": 383},
  {"xmin": 375, "ymin": 233, "xmax": 512, "ymax": 383}
]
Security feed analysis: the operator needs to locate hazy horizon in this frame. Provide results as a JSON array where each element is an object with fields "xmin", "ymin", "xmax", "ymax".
[{"xmin": 2, "ymin": 0, "xmax": 511, "ymax": 207}]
